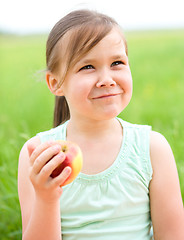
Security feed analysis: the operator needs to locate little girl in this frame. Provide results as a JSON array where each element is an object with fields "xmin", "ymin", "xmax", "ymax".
[{"xmin": 18, "ymin": 10, "xmax": 184, "ymax": 240}]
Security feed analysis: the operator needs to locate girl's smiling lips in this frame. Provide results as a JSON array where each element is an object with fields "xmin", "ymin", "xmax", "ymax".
[{"xmin": 92, "ymin": 92, "xmax": 122, "ymax": 99}]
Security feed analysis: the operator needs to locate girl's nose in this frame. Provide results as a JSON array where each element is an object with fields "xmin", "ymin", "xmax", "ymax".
[{"xmin": 96, "ymin": 70, "xmax": 116, "ymax": 88}]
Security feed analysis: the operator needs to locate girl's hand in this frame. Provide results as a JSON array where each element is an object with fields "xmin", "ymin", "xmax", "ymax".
[{"xmin": 27, "ymin": 141, "xmax": 72, "ymax": 204}]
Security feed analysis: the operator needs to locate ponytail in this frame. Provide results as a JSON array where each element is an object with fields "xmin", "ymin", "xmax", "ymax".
[{"xmin": 54, "ymin": 96, "xmax": 70, "ymax": 127}]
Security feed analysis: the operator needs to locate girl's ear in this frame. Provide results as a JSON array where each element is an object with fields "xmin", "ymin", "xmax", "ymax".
[{"xmin": 46, "ymin": 71, "xmax": 64, "ymax": 96}]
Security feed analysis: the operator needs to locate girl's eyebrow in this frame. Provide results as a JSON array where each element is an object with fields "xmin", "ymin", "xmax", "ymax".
[
  {"xmin": 81, "ymin": 58, "xmax": 96, "ymax": 64},
  {"xmin": 111, "ymin": 54, "xmax": 128, "ymax": 60},
  {"xmin": 80, "ymin": 54, "xmax": 127, "ymax": 65}
]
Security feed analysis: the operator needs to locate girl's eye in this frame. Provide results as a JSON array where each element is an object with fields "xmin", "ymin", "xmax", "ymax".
[
  {"xmin": 111, "ymin": 61, "xmax": 124, "ymax": 67},
  {"xmin": 79, "ymin": 65, "xmax": 94, "ymax": 71}
]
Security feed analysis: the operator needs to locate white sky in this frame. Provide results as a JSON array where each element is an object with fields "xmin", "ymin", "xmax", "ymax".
[{"xmin": 0, "ymin": 0, "xmax": 184, "ymax": 34}]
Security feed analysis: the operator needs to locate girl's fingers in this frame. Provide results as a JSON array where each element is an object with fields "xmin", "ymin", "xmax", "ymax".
[
  {"xmin": 28, "ymin": 140, "xmax": 72, "ymax": 189},
  {"xmin": 39, "ymin": 152, "xmax": 66, "ymax": 179},
  {"xmin": 27, "ymin": 141, "xmax": 37, "ymax": 158},
  {"xmin": 51, "ymin": 166, "xmax": 72, "ymax": 188},
  {"xmin": 29, "ymin": 141, "xmax": 59, "ymax": 166},
  {"xmin": 32, "ymin": 144, "xmax": 62, "ymax": 174}
]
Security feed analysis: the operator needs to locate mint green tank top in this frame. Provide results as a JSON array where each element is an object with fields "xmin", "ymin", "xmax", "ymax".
[{"xmin": 38, "ymin": 118, "xmax": 153, "ymax": 240}]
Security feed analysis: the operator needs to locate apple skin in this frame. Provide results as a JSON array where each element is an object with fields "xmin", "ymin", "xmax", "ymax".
[{"xmin": 50, "ymin": 140, "xmax": 83, "ymax": 186}]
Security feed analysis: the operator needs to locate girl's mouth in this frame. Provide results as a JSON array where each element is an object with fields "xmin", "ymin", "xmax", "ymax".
[{"xmin": 92, "ymin": 93, "xmax": 121, "ymax": 99}]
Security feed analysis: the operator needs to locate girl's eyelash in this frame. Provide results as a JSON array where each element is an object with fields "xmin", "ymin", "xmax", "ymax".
[
  {"xmin": 111, "ymin": 61, "xmax": 124, "ymax": 66},
  {"xmin": 79, "ymin": 61, "xmax": 124, "ymax": 71},
  {"xmin": 79, "ymin": 65, "xmax": 94, "ymax": 71}
]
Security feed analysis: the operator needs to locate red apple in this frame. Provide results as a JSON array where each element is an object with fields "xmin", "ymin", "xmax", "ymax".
[{"xmin": 50, "ymin": 140, "xmax": 83, "ymax": 186}]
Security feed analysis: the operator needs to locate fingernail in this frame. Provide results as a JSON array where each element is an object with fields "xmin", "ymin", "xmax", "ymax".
[
  {"xmin": 58, "ymin": 152, "xmax": 65, "ymax": 158},
  {"xmin": 64, "ymin": 166, "xmax": 71, "ymax": 175},
  {"xmin": 54, "ymin": 145, "xmax": 61, "ymax": 151}
]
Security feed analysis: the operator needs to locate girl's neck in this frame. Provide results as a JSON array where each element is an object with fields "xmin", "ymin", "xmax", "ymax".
[{"xmin": 66, "ymin": 117, "xmax": 121, "ymax": 140}]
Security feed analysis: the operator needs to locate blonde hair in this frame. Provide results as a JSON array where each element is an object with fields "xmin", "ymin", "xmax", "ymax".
[{"xmin": 46, "ymin": 9, "xmax": 128, "ymax": 127}]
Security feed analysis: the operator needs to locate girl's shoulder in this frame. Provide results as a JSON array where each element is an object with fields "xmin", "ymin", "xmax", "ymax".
[
  {"xmin": 20, "ymin": 120, "xmax": 67, "ymax": 158},
  {"xmin": 122, "ymin": 119, "xmax": 172, "ymax": 160},
  {"xmin": 149, "ymin": 130, "xmax": 174, "ymax": 167},
  {"xmin": 19, "ymin": 135, "xmax": 40, "ymax": 162},
  {"xmin": 36, "ymin": 121, "xmax": 68, "ymax": 143},
  {"xmin": 149, "ymin": 130, "xmax": 177, "ymax": 179}
]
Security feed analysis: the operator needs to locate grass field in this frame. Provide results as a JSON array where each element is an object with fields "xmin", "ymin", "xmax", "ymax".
[{"xmin": 0, "ymin": 29, "xmax": 184, "ymax": 239}]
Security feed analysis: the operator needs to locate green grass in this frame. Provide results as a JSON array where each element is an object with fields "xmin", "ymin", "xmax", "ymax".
[{"xmin": 0, "ymin": 29, "xmax": 184, "ymax": 239}]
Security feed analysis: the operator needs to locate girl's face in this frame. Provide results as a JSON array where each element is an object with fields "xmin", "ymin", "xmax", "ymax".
[{"xmin": 60, "ymin": 28, "xmax": 133, "ymax": 122}]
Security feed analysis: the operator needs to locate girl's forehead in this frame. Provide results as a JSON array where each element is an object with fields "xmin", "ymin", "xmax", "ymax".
[
  {"xmin": 83, "ymin": 29, "xmax": 126, "ymax": 56},
  {"xmin": 102, "ymin": 28, "xmax": 125, "ymax": 46}
]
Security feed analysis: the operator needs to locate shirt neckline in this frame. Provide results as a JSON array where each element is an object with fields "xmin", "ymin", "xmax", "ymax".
[{"xmin": 62, "ymin": 117, "xmax": 127, "ymax": 183}]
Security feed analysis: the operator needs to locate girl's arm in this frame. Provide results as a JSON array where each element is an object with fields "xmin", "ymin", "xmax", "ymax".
[
  {"xmin": 18, "ymin": 136, "xmax": 71, "ymax": 240},
  {"xmin": 149, "ymin": 131, "xmax": 184, "ymax": 240}
]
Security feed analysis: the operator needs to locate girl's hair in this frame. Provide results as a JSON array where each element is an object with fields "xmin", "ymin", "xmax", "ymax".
[{"xmin": 46, "ymin": 9, "xmax": 128, "ymax": 127}]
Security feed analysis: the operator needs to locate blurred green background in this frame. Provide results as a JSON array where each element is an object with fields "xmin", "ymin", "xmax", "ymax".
[{"xmin": 0, "ymin": 30, "xmax": 184, "ymax": 239}]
